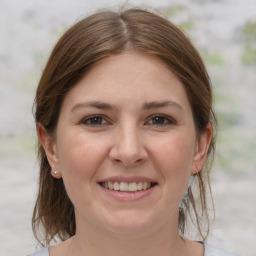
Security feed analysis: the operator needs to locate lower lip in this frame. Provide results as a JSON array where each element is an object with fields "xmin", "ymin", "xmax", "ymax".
[{"xmin": 99, "ymin": 185, "xmax": 156, "ymax": 201}]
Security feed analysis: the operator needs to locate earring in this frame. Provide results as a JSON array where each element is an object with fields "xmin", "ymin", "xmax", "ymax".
[
  {"xmin": 51, "ymin": 170, "xmax": 62, "ymax": 179},
  {"xmin": 52, "ymin": 170, "xmax": 58, "ymax": 175}
]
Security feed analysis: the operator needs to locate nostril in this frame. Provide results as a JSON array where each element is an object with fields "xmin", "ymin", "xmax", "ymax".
[
  {"xmin": 109, "ymin": 138, "xmax": 148, "ymax": 166},
  {"xmin": 133, "ymin": 158, "xmax": 146, "ymax": 165},
  {"xmin": 113, "ymin": 158, "xmax": 122, "ymax": 163}
]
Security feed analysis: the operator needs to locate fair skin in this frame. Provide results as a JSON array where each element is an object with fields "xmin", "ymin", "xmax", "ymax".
[{"xmin": 38, "ymin": 52, "xmax": 212, "ymax": 256}]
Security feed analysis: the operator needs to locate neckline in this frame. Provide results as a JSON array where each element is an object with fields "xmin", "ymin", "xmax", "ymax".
[{"xmin": 45, "ymin": 241, "xmax": 207, "ymax": 256}]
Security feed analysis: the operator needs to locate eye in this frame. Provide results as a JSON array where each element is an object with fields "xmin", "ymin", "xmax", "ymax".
[
  {"xmin": 81, "ymin": 115, "xmax": 109, "ymax": 126},
  {"xmin": 146, "ymin": 114, "xmax": 174, "ymax": 126}
]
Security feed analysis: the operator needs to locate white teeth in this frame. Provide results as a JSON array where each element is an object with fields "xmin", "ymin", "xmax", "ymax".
[
  {"xmin": 128, "ymin": 182, "xmax": 137, "ymax": 192},
  {"xmin": 120, "ymin": 182, "xmax": 129, "ymax": 191},
  {"xmin": 113, "ymin": 181, "xmax": 120, "ymax": 191},
  {"xmin": 101, "ymin": 181, "xmax": 153, "ymax": 192},
  {"xmin": 137, "ymin": 182, "xmax": 142, "ymax": 190},
  {"xmin": 142, "ymin": 182, "xmax": 148, "ymax": 190},
  {"xmin": 108, "ymin": 181, "xmax": 113, "ymax": 190}
]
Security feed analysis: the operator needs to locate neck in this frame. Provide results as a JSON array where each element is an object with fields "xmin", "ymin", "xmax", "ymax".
[{"xmin": 66, "ymin": 220, "xmax": 191, "ymax": 256}]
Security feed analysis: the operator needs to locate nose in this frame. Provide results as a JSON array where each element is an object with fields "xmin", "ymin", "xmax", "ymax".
[{"xmin": 109, "ymin": 124, "xmax": 148, "ymax": 167}]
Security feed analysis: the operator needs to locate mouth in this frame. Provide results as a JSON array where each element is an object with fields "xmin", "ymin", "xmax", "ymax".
[{"xmin": 99, "ymin": 181, "xmax": 157, "ymax": 192}]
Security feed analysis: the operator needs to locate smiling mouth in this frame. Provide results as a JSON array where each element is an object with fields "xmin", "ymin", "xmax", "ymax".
[{"xmin": 99, "ymin": 181, "xmax": 157, "ymax": 192}]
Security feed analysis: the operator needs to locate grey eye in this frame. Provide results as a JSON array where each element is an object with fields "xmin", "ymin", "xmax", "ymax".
[
  {"xmin": 82, "ymin": 116, "xmax": 107, "ymax": 126},
  {"xmin": 147, "ymin": 115, "xmax": 174, "ymax": 126}
]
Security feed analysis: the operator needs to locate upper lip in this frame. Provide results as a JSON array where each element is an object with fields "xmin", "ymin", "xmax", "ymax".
[{"xmin": 98, "ymin": 176, "xmax": 157, "ymax": 184}]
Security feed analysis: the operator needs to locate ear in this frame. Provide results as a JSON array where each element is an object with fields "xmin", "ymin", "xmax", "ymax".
[
  {"xmin": 191, "ymin": 122, "xmax": 212, "ymax": 175},
  {"xmin": 36, "ymin": 123, "xmax": 62, "ymax": 179}
]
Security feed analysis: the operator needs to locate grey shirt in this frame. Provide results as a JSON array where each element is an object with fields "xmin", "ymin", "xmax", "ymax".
[{"xmin": 28, "ymin": 242, "xmax": 240, "ymax": 256}]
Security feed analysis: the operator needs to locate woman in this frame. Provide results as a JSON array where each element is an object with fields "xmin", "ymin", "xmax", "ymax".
[{"xmin": 29, "ymin": 8, "xmax": 239, "ymax": 256}]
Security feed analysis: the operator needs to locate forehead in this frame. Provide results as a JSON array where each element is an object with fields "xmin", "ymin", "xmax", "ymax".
[{"xmin": 61, "ymin": 52, "xmax": 192, "ymax": 112}]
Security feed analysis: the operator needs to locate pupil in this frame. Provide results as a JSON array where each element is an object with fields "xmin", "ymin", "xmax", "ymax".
[
  {"xmin": 154, "ymin": 116, "xmax": 164, "ymax": 124},
  {"xmin": 92, "ymin": 117, "xmax": 102, "ymax": 124}
]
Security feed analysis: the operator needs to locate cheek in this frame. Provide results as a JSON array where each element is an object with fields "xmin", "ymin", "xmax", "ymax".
[
  {"xmin": 57, "ymin": 133, "xmax": 108, "ymax": 184},
  {"xmin": 150, "ymin": 132, "xmax": 195, "ymax": 192},
  {"xmin": 56, "ymin": 133, "xmax": 110, "ymax": 209},
  {"xmin": 157, "ymin": 133, "xmax": 195, "ymax": 171}
]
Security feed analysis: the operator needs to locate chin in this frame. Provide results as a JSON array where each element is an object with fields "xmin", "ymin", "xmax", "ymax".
[{"xmin": 101, "ymin": 210, "xmax": 159, "ymax": 237}]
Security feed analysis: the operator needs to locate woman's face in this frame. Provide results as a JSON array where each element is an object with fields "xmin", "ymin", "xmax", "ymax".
[{"xmin": 43, "ymin": 52, "xmax": 211, "ymax": 237}]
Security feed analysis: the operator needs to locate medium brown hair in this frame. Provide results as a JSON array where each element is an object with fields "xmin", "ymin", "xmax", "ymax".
[{"xmin": 33, "ymin": 8, "xmax": 217, "ymax": 245}]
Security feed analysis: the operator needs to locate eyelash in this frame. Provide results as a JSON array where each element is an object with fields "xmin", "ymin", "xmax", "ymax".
[
  {"xmin": 81, "ymin": 114, "xmax": 175, "ymax": 127},
  {"xmin": 145, "ymin": 114, "xmax": 175, "ymax": 126},
  {"xmin": 81, "ymin": 115, "xmax": 110, "ymax": 126}
]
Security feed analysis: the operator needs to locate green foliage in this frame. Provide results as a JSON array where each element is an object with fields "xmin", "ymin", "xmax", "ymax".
[
  {"xmin": 216, "ymin": 110, "xmax": 240, "ymax": 127},
  {"xmin": 180, "ymin": 20, "xmax": 194, "ymax": 31},
  {"xmin": 50, "ymin": 25, "xmax": 66, "ymax": 38},
  {"xmin": 242, "ymin": 46, "xmax": 256, "ymax": 66},
  {"xmin": 20, "ymin": 71, "xmax": 40, "ymax": 93},
  {"xmin": 214, "ymin": 90, "xmax": 240, "ymax": 128},
  {"xmin": 162, "ymin": 4, "xmax": 186, "ymax": 17},
  {"xmin": 215, "ymin": 127, "xmax": 256, "ymax": 175},
  {"xmin": 20, "ymin": 50, "xmax": 50, "ymax": 92},
  {"xmin": 243, "ymin": 22, "xmax": 256, "ymax": 41},
  {"xmin": 241, "ymin": 21, "xmax": 256, "ymax": 66},
  {"xmin": 0, "ymin": 133, "xmax": 36, "ymax": 157},
  {"xmin": 199, "ymin": 49, "xmax": 226, "ymax": 66}
]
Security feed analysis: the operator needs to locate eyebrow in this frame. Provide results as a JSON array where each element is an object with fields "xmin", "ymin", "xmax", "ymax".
[
  {"xmin": 142, "ymin": 100, "xmax": 183, "ymax": 111},
  {"xmin": 71, "ymin": 101, "xmax": 115, "ymax": 112},
  {"xmin": 71, "ymin": 100, "xmax": 183, "ymax": 112}
]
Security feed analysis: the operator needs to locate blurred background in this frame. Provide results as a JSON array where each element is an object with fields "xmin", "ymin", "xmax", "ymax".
[{"xmin": 0, "ymin": 0, "xmax": 255, "ymax": 255}]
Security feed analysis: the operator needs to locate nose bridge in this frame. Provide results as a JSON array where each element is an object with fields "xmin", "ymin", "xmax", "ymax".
[{"xmin": 109, "ymin": 120, "xmax": 147, "ymax": 166}]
